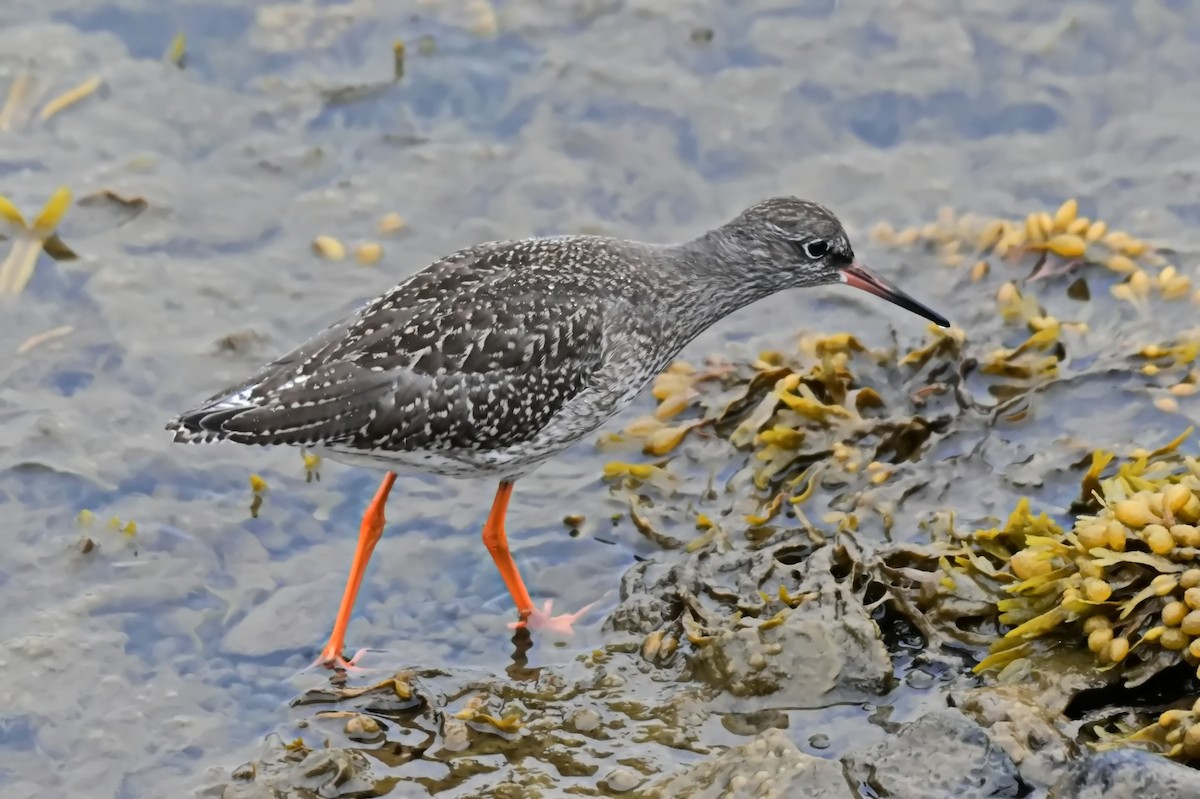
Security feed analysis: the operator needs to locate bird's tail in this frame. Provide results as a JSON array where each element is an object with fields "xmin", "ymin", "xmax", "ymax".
[
  {"xmin": 166, "ymin": 362, "xmax": 396, "ymax": 448},
  {"xmin": 166, "ymin": 384, "xmax": 263, "ymax": 444}
]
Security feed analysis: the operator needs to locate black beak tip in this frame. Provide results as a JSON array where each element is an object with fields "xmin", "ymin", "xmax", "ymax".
[{"xmin": 839, "ymin": 261, "xmax": 951, "ymax": 330}]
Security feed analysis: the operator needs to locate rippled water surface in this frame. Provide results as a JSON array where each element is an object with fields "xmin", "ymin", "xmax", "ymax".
[{"xmin": 2, "ymin": 0, "xmax": 1200, "ymax": 796}]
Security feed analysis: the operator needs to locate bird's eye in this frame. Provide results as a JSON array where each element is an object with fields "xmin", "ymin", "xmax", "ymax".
[{"xmin": 803, "ymin": 240, "xmax": 829, "ymax": 259}]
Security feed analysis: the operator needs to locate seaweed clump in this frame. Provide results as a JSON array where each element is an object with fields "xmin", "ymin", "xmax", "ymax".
[
  {"xmin": 870, "ymin": 199, "xmax": 1188, "ymax": 305},
  {"xmin": 956, "ymin": 431, "xmax": 1200, "ymax": 760},
  {"xmin": 601, "ymin": 329, "xmax": 956, "ymax": 541},
  {"xmin": 967, "ymin": 431, "xmax": 1200, "ymax": 678}
]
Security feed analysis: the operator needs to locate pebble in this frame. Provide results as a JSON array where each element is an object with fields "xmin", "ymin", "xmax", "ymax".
[
  {"xmin": 905, "ymin": 668, "xmax": 935, "ymax": 690},
  {"xmin": 569, "ymin": 707, "xmax": 602, "ymax": 732},
  {"xmin": 344, "ymin": 714, "xmax": 381, "ymax": 743},
  {"xmin": 602, "ymin": 767, "xmax": 643, "ymax": 793},
  {"xmin": 441, "ymin": 720, "xmax": 470, "ymax": 752}
]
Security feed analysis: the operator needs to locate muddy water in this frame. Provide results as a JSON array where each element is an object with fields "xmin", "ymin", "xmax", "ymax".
[{"xmin": 1, "ymin": 0, "xmax": 1200, "ymax": 797}]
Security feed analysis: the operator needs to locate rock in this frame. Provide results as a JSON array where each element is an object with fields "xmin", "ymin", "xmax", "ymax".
[
  {"xmin": 567, "ymin": 707, "xmax": 603, "ymax": 733},
  {"xmin": 202, "ymin": 744, "xmax": 377, "ymax": 799},
  {"xmin": 601, "ymin": 766, "xmax": 645, "ymax": 793},
  {"xmin": 957, "ymin": 684, "xmax": 1077, "ymax": 789},
  {"xmin": 1047, "ymin": 748, "xmax": 1200, "ymax": 799},
  {"xmin": 721, "ymin": 709, "xmax": 789, "ymax": 736},
  {"xmin": 694, "ymin": 546, "xmax": 893, "ymax": 707},
  {"xmin": 617, "ymin": 544, "xmax": 893, "ymax": 708},
  {"xmin": 844, "ymin": 708, "xmax": 1023, "ymax": 799},
  {"xmin": 690, "ymin": 597, "xmax": 892, "ymax": 707},
  {"xmin": 643, "ymin": 728, "xmax": 854, "ymax": 799},
  {"xmin": 343, "ymin": 714, "xmax": 383, "ymax": 744}
]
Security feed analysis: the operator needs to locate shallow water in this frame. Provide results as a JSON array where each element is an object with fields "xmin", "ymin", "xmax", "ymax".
[{"xmin": 2, "ymin": 0, "xmax": 1200, "ymax": 796}]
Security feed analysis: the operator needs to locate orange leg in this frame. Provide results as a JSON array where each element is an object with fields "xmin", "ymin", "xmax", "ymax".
[
  {"xmin": 484, "ymin": 480, "xmax": 596, "ymax": 634},
  {"xmin": 318, "ymin": 471, "xmax": 397, "ymax": 669},
  {"xmin": 482, "ymin": 480, "xmax": 534, "ymax": 618}
]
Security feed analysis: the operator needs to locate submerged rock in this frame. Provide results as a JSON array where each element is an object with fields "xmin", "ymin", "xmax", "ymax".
[
  {"xmin": 843, "ymin": 708, "xmax": 1023, "ymax": 799},
  {"xmin": 200, "ymin": 738, "xmax": 380, "ymax": 799},
  {"xmin": 643, "ymin": 728, "xmax": 853, "ymax": 799},
  {"xmin": 1048, "ymin": 748, "xmax": 1200, "ymax": 799}
]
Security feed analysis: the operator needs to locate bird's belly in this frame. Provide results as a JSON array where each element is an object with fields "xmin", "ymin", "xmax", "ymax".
[{"xmin": 313, "ymin": 442, "xmax": 553, "ymax": 480}]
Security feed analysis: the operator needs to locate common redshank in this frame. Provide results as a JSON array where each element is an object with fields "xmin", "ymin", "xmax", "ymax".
[{"xmin": 167, "ymin": 197, "xmax": 949, "ymax": 670}]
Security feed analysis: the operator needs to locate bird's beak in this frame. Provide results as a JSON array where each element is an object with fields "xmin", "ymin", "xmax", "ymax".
[{"xmin": 839, "ymin": 261, "xmax": 950, "ymax": 328}]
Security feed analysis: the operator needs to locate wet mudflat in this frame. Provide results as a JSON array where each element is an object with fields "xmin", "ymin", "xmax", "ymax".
[{"xmin": 2, "ymin": 1, "xmax": 1200, "ymax": 797}]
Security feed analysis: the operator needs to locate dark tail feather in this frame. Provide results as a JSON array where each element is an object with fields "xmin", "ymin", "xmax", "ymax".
[{"xmin": 166, "ymin": 364, "xmax": 400, "ymax": 448}]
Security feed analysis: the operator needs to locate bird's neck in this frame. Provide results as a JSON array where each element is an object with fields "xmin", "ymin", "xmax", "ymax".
[
  {"xmin": 645, "ymin": 232, "xmax": 782, "ymax": 341},
  {"xmin": 681, "ymin": 229, "xmax": 778, "ymax": 298}
]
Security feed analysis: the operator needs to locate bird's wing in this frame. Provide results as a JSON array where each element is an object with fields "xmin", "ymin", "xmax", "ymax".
[{"xmin": 168, "ymin": 241, "xmax": 612, "ymax": 450}]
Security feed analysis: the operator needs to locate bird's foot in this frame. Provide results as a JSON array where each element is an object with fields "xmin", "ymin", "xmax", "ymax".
[
  {"xmin": 311, "ymin": 643, "xmax": 371, "ymax": 673},
  {"xmin": 508, "ymin": 599, "xmax": 597, "ymax": 635}
]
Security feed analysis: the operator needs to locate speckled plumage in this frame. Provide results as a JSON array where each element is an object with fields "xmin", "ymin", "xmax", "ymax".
[{"xmin": 168, "ymin": 197, "xmax": 926, "ymax": 479}]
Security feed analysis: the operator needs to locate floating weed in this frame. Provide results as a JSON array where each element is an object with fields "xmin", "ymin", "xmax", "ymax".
[
  {"xmin": 283, "ymin": 737, "xmax": 308, "ymax": 755},
  {"xmin": 106, "ymin": 516, "xmax": 138, "ymax": 537},
  {"xmin": 249, "ymin": 473, "xmax": 268, "ymax": 518},
  {"xmin": 876, "ymin": 199, "xmax": 1181, "ymax": 300},
  {"xmin": 38, "ymin": 76, "xmax": 103, "ymax": 122},
  {"xmin": 452, "ymin": 694, "xmax": 523, "ymax": 734},
  {"xmin": 628, "ymin": 498, "xmax": 683, "ymax": 550},
  {"xmin": 0, "ymin": 69, "xmax": 104, "ymax": 131},
  {"xmin": 1107, "ymin": 699, "xmax": 1200, "ymax": 761},
  {"xmin": 641, "ymin": 628, "xmax": 680, "ymax": 665},
  {"xmin": 745, "ymin": 491, "xmax": 785, "ymax": 526},
  {"xmin": 164, "ymin": 32, "xmax": 187, "ymax": 68},
  {"xmin": 1157, "ymin": 266, "xmax": 1192, "ymax": 300},
  {"xmin": 0, "ymin": 70, "xmax": 35, "ymax": 131},
  {"xmin": 602, "ymin": 461, "xmax": 664, "ymax": 482},
  {"xmin": 311, "ymin": 234, "xmax": 346, "ymax": 261},
  {"xmin": 1156, "ymin": 396, "xmax": 1181, "ymax": 414},
  {"xmin": 355, "ymin": 242, "xmax": 383, "ymax": 265},
  {"xmin": 1137, "ymin": 340, "xmax": 1200, "ymax": 371},
  {"xmin": 899, "ymin": 323, "xmax": 966, "ymax": 369},
  {"xmin": 466, "ymin": 0, "xmax": 499, "ymax": 36},
  {"xmin": 980, "ymin": 313, "xmax": 1067, "ymax": 384},
  {"xmin": 392, "ymin": 39, "xmax": 405, "ymax": 81},
  {"xmin": 302, "ymin": 451, "xmax": 321, "ymax": 482},
  {"xmin": 16, "ymin": 324, "xmax": 73, "ymax": 355},
  {"xmin": 377, "ymin": 212, "xmax": 407, "ymax": 235},
  {"xmin": 0, "ymin": 186, "xmax": 73, "ymax": 295},
  {"xmin": 643, "ymin": 422, "xmax": 699, "ymax": 456}
]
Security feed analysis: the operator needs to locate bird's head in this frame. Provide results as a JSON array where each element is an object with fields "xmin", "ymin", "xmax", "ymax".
[{"xmin": 717, "ymin": 196, "xmax": 949, "ymax": 328}]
